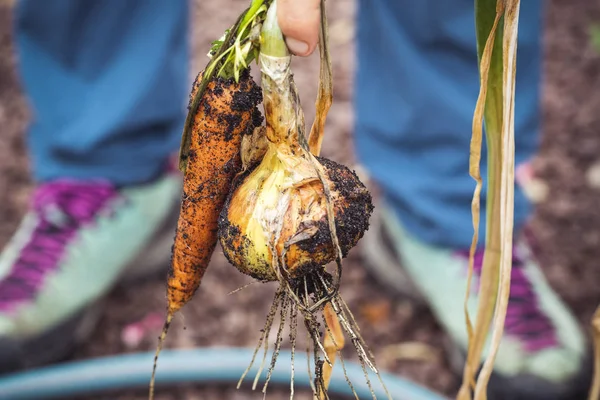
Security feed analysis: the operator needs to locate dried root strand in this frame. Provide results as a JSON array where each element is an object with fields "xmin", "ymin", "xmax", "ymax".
[
  {"xmin": 339, "ymin": 296, "xmax": 393, "ymax": 400},
  {"xmin": 237, "ymin": 287, "xmax": 283, "ymax": 390},
  {"xmin": 253, "ymin": 296, "xmax": 280, "ymax": 391},
  {"xmin": 262, "ymin": 295, "xmax": 289, "ymax": 396},
  {"xmin": 289, "ymin": 301, "xmax": 299, "ymax": 399},
  {"xmin": 306, "ymin": 322, "xmax": 317, "ymax": 395},
  {"xmin": 149, "ymin": 314, "xmax": 173, "ymax": 399}
]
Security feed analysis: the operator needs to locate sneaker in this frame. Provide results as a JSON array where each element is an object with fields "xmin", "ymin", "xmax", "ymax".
[
  {"xmin": 0, "ymin": 171, "xmax": 182, "ymax": 374},
  {"xmin": 361, "ymin": 202, "xmax": 591, "ymax": 400}
]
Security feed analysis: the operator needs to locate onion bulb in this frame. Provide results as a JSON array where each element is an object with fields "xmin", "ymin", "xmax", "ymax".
[{"xmin": 219, "ymin": 150, "xmax": 373, "ymax": 282}]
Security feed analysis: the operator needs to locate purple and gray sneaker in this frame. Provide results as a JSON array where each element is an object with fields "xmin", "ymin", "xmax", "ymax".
[
  {"xmin": 362, "ymin": 203, "xmax": 591, "ymax": 400},
  {"xmin": 0, "ymin": 172, "xmax": 181, "ymax": 373}
]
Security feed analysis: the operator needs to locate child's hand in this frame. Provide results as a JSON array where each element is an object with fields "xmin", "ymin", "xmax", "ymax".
[{"xmin": 277, "ymin": 0, "xmax": 321, "ymax": 57}]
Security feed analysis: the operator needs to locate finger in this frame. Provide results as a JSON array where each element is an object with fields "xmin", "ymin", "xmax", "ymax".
[{"xmin": 277, "ymin": 0, "xmax": 321, "ymax": 56}]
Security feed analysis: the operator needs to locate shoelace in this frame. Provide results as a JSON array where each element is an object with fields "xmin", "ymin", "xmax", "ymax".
[
  {"xmin": 0, "ymin": 180, "xmax": 119, "ymax": 313},
  {"xmin": 457, "ymin": 242, "xmax": 560, "ymax": 352}
]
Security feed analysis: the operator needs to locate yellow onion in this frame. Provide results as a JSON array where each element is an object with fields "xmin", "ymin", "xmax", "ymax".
[
  {"xmin": 218, "ymin": 147, "xmax": 373, "ymax": 281},
  {"xmin": 217, "ymin": 2, "xmax": 373, "ymax": 282}
]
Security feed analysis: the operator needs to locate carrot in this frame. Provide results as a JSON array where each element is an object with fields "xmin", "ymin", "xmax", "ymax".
[
  {"xmin": 149, "ymin": 69, "xmax": 263, "ymax": 399},
  {"xmin": 169, "ymin": 70, "xmax": 262, "ymax": 315}
]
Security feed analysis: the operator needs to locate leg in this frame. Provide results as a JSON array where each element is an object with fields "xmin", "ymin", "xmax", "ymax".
[
  {"xmin": 354, "ymin": 0, "xmax": 538, "ymax": 250},
  {"xmin": 0, "ymin": 0, "xmax": 188, "ymax": 373},
  {"xmin": 15, "ymin": 0, "xmax": 188, "ymax": 185},
  {"xmin": 356, "ymin": 1, "xmax": 590, "ymax": 398}
]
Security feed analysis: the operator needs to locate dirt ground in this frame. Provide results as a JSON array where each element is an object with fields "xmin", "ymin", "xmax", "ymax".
[{"xmin": 1, "ymin": 1, "xmax": 600, "ymax": 399}]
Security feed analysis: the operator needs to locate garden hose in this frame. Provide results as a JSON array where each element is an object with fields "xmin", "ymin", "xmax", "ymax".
[{"xmin": 0, "ymin": 347, "xmax": 448, "ymax": 399}]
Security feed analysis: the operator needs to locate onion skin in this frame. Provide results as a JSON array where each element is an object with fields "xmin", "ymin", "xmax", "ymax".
[{"xmin": 218, "ymin": 156, "xmax": 374, "ymax": 282}]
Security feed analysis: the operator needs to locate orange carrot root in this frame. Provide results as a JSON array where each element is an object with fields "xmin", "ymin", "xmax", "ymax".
[{"xmin": 149, "ymin": 70, "xmax": 263, "ymax": 399}]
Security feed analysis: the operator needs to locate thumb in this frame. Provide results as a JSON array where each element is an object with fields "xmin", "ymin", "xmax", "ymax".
[{"xmin": 276, "ymin": 0, "xmax": 321, "ymax": 57}]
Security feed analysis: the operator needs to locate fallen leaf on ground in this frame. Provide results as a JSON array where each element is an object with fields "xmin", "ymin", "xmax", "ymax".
[
  {"xmin": 359, "ymin": 300, "xmax": 391, "ymax": 325},
  {"xmin": 381, "ymin": 342, "xmax": 440, "ymax": 364}
]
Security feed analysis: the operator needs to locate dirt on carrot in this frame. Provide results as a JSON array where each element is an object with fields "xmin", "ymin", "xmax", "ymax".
[
  {"xmin": 167, "ymin": 69, "xmax": 262, "ymax": 317},
  {"xmin": 150, "ymin": 69, "xmax": 263, "ymax": 399}
]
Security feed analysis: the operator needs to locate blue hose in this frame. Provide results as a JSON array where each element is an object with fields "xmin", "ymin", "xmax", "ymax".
[{"xmin": 0, "ymin": 347, "xmax": 447, "ymax": 399}]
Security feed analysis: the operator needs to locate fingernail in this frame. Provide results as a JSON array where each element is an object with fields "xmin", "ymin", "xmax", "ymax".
[{"xmin": 285, "ymin": 37, "xmax": 309, "ymax": 55}]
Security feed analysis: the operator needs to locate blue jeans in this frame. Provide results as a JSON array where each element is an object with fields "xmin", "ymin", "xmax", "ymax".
[
  {"xmin": 14, "ymin": 0, "xmax": 189, "ymax": 186},
  {"xmin": 14, "ymin": 0, "xmax": 542, "ymax": 249},
  {"xmin": 354, "ymin": 0, "xmax": 543, "ymax": 249}
]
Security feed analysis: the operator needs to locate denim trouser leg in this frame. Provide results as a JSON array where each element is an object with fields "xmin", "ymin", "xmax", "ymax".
[
  {"xmin": 354, "ymin": 0, "xmax": 543, "ymax": 249},
  {"xmin": 14, "ymin": 0, "xmax": 189, "ymax": 186}
]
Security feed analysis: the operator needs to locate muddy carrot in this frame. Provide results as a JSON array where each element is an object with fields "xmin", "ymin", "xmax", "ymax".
[
  {"xmin": 149, "ymin": 69, "xmax": 263, "ymax": 399},
  {"xmin": 169, "ymin": 71, "xmax": 262, "ymax": 315}
]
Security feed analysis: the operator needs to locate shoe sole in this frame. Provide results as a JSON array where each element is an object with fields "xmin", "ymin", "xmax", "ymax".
[
  {"xmin": 0, "ymin": 191, "xmax": 181, "ymax": 375},
  {"xmin": 361, "ymin": 206, "xmax": 593, "ymax": 400}
]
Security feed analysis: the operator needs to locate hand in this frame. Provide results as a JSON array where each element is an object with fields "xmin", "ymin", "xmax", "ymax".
[{"xmin": 277, "ymin": 0, "xmax": 321, "ymax": 57}]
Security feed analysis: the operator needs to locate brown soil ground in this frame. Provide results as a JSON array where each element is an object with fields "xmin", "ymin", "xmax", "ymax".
[{"xmin": 1, "ymin": 1, "xmax": 600, "ymax": 399}]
